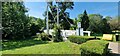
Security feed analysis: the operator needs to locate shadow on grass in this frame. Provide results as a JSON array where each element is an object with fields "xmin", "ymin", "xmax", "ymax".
[
  {"xmin": 88, "ymin": 38, "xmax": 101, "ymax": 40},
  {"xmin": 2, "ymin": 39, "xmax": 48, "ymax": 51},
  {"xmin": 91, "ymin": 33, "xmax": 103, "ymax": 37},
  {"xmin": 106, "ymin": 53, "xmax": 120, "ymax": 56}
]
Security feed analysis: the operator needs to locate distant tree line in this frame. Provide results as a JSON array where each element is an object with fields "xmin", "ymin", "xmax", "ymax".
[{"xmin": 77, "ymin": 10, "xmax": 119, "ymax": 34}]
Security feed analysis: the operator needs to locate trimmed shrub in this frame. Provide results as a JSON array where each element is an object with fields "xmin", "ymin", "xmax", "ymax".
[
  {"xmin": 80, "ymin": 40, "xmax": 109, "ymax": 56},
  {"xmin": 37, "ymin": 33, "xmax": 51, "ymax": 41},
  {"xmin": 68, "ymin": 35, "xmax": 89, "ymax": 44}
]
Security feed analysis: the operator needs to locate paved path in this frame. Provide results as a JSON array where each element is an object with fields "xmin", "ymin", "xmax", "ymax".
[{"xmin": 108, "ymin": 42, "xmax": 120, "ymax": 56}]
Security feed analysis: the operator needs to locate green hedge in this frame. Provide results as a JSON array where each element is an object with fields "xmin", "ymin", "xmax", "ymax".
[
  {"xmin": 68, "ymin": 35, "xmax": 89, "ymax": 44},
  {"xmin": 80, "ymin": 40, "xmax": 109, "ymax": 56}
]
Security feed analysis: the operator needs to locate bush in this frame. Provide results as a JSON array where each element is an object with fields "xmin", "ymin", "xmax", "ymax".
[
  {"xmin": 68, "ymin": 35, "xmax": 89, "ymax": 44},
  {"xmin": 80, "ymin": 40, "xmax": 109, "ymax": 56},
  {"xmin": 37, "ymin": 33, "xmax": 51, "ymax": 41}
]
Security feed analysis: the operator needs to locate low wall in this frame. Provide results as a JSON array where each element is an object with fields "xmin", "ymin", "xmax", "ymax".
[
  {"xmin": 44, "ymin": 30, "xmax": 76, "ymax": 37},
  {"xmin": 44, "ymin": 29, "xmax": 91, "ymax": 37}
]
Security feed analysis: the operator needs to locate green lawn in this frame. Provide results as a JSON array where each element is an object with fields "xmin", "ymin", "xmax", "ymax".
[
  {"xmin": 2, "ymin": 41, "xmax": 80, "ymax": 54},
  {"xmin": 2, "ymin": 38, "xmax": 48, "ymax": 51},
  {"xmin": 1, "ymin": 35, "xmax": 110, "ymax": 55}
]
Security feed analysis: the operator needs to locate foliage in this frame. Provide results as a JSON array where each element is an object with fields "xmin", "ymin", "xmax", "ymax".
[
  {"xmin": 80, "ymin": 40, "xmax": 109, "ymax": 56},
  {"xmin": 60, "ymin": 18, "xmax": 74, "ymax": 30},
  {"xmin": 43, "ymin": 2, "xmax": 74, "ymax": 30},
  {"xmin": 99, "ymin": 18, "xmax": 112, "ymax": 33},
  {"xmin": 81, "ymin": 10, "xmax": 89, "ymax": 31},
  {"xmin": 72, "ymin": 18, "xmax": 78, "ymax": 29},
  {"xmin": 78, "ymin": 13, "xmax": 112, "ymax": 33},
  {"xmin": 2, "ymin": 41, "xmax": 80, "ymax": 54},
  {"xmin": 77, "ymin": 14, "xmax": 83, "ymax": 22},
  {"xmin": 2, "ymin": 2, "xmax": 29, "ymax": 40},
  {"xmin": 2, "ymin": 2, "xmax": 44, "ymax": 40},
  {"xmin": 37, "ymin": 33, "xmax": 51, "ymax": 41},
  {"xmin": 2, "ymin": 38, "xmax": 48, "ymax": 51},
  {"xmin": 29, "ymin": 16, "xmax": 44, "ymax": 36},
  {"xmin": 70, "ymin": 25, "xmax": 75, "ymax": 30},
  {"xmin": 57, "ymin": 2, "xmax": 74, "ymax": 29},
  {"xmin": 68, "ymin": 35, "xmax": 89, "ymax": 44},
  {"xmin": 53, "ymin": 25, "xmax": 63, "ymax": 42},
  {"xmin": 87, "ymin": 14, "xmax": 111, "ymax": 33},
  {"xmin": 109, "ymin": 17, "xmax": 120, "ymax": 30},
  {"xmin": 87, "ymin": 14, "xmax": 103, "ymax": 33}
]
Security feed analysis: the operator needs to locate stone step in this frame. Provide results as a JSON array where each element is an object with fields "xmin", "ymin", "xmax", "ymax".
[{"xmin": 108, "ymin": 42, "xmax": 120, "ymax": 56}]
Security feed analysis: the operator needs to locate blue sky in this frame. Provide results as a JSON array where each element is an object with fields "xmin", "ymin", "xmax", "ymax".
[{"xmin": 24, "ymin": 2, "xmax": 118, "ymax": 19}]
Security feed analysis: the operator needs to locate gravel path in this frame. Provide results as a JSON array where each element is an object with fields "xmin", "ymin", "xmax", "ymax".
[{"xmin": 108, "ymin": 42, "xmax": 120, "ymax": 56}]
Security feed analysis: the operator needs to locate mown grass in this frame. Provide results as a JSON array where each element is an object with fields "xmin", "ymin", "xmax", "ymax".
[
  {"xmin": 1, "ymin": 35, "xmax": 111, "ymax": 55},
  {"xmin": 2, "ymin": 38, "xmax": 48, "ymax": 51},
  {"xmin": 2, "ymin": 41, "xmax": 80, "ymax": 54}
]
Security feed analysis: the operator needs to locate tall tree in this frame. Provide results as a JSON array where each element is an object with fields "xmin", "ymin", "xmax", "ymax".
[
  {"xmin": 87, "ymin": 14, "xmax": 103, "ymax": 33},
  {"xmin": 109, "ymin": 16, "xmax": 120, "ymax": 31},
  {"xmin": 2, "ymin": 2, "xmax": 30, "ymax": 40},
  {"xmin": 77, "ymin": 14, "xmax": 83, "ymax": 22},
  {"xmin": 43, "ymin": 2, "xmax": 74, "ymax": 30},
  {"xmin": 81, "ymin": 10, "xmax": 89, "ymax": 31},
  {"xmin": 100, "ymin": 18, "xmax": 111, "ymax": 33},
  {"xmin": 87, "ymin": 14, "xmax": 112, "ymax": 33}
]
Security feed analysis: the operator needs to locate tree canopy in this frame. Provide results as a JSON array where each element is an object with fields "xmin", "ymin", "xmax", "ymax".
[
  {"xmin": 109, "ymin": 16, "xmax": 120, "ymax": 31},
  {"xmin": 2, "ymin": 2, "xmax": 44, "ymax": 40},
  {"xmin": 2, "ymin": 2, "xmax": 28, "ymax": 39},
  {"xmin": 80, "ymin": 10, "xmax": 89, "ymax": 31},
  {"xmin": 87, "ymin": 14, "xmax": 111, "ymax": 33},
  {"xmin": 43, "ymin": 2, "xmax": 74, "ymax": 30}
]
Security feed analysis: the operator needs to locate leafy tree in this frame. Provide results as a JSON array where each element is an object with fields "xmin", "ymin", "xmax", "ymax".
[
  {"xmin": 43, "ymin": 2, "xmax": 74, "ymax": 30},
  {"xmin": 57, "ymin": 2, "xmax": 74, "ymax": 29},
  {"xmin": 37, "ymin": 18, "xmax": 45, "ymax": 31},
  {"xmin": 88, "ymin": 14, "xmax": 112, "ymax": 33},
  {"xmin": 80, "ymin": 10, "xmax": 89, "ymax": 31},
  {"xmin": 29, "ymin": 16, "xmax": 44, "ymax": 36},
  {"xmin": 2, "ymin": 2, "xmax": 44, "ymax": 40},
  {"xmin": 109, "ymin": 16, "xmax": 120, "ymax": 31},
  {"xmin": 87, "ymin": 14, "xmax": 103, "ymax": 33},
  {"xmin": 99, "ymin": 18, "xmax": 111, "ymax": 33},
  {"xmin": 2, "ymin": 2, "xmax": 29, "ymax": 40},
  {"xmin": 71, "ymin": 18, "xmax": 77, "ymax": 30},
  {"xmin": 77, "ymin": 14, "xmax": 83, "ymax": 22}
]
